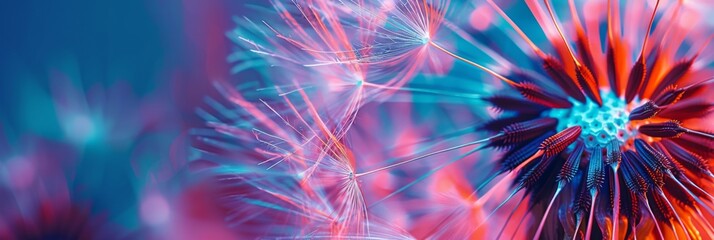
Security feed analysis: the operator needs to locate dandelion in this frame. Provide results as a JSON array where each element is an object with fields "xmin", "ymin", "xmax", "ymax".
[
  {"xmin": 193, "ymin": 78, "xmax": 391, "ymax": 237},
  {"xmin": 381, "ymin": 0, "xmax": 714, "ymax": 239},
  {"xmin": 0, "ymin": 136, "xmax": 122, "ymax": 239},
  {"xmin": 215, "ymin": 0, "xmax": 714, "ymax": 239}
]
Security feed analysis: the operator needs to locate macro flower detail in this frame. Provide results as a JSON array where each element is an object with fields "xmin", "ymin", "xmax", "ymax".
[
  {"xmin": 430, "ymin": 0, "xmax": 713, "ymax": 238},
  {"xmin": 428, "ymin": 0, "xmax": 714, "ymax": 239},
  {"xmin": 199, "ymin": 0, "xmax": 714, "ymax": 239}
]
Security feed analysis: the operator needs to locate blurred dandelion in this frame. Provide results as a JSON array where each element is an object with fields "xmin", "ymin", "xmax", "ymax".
[
  {"xmin": 191, "ymin": 79, "xmax": 434, "ymax": 238},
  {"xmin": 198, "ymin": 0, "xmax": 714, "ymax": 239},
  {"xmin": 0, "ymin": 135, "xmax": 123, "ymax": 239},
  {"xmin": 0, "ymin": 65, "xmax": 183, "ymax": 239}
]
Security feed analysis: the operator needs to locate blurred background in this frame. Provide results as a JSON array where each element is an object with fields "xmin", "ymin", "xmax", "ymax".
[{"xmin": 0, "ymin": 0, "xmax": 246, "ymax": 238}]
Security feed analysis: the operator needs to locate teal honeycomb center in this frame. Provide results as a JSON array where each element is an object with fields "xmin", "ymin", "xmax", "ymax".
[{"xmin": 546, "ymin": 91, "xmax": 631, "ymax": 149}]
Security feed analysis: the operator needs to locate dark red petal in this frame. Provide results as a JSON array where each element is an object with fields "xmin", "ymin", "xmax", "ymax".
[
  {"xmin": 515, "ymin": 82, "xmax": 573, "ymax": 109},
  {"xmin": 500, "ymin": 133, "xmax": 551, "ymax": 172},
  {"xmin": 634, "ymin": 139, "xmax": 672, "ymax": 171},
  {"xmin": 652, "ymin": 142, "xmax": 685, "ymax": 177},
  {"xmin": 575, "ymin": 64, "xmax": 602, "ymax": 105},
  {"xmin": 542, "ymin": 56, "xmax": 586, "ymax": 102},
  {"xmin": 672, "ymin": 134, "xmax": 714, "ymax": 159},
  {"xmin": 576, "ymin": 34, "xmax": 599, "ymax": 82},
  {"xmin": 483, "ymin": 95, "xmax": 547, "ymax": 114},
  {"xmin": 629, "ymin": 101, "xmax": 662, "ymax": 120},
  {"xmin": 540, "ymin": 126, "xmax": 582, "ymax": 158},
  {"xmin": 638, "ymin": 121, "xmax": 686, "ymax": 138},
  {"xmin": 663, "ymin": 177, "xmax": 695, "ymax": 206},
  {"xmin": 607, "ymin": 45, "xmax": 622, "ymax": 96},
  {"xmin": 480, "ymin": 114, "xmax": 539, "ymax": 132},
  {"xmin": 650, "ymin": 190, "xmax": 674, "ymax": 220},
  {"xmin": 492, "ymin": 118, "xmax": 558, "ymax": 146},
  {"xmin": 640, "ymin": 46, "xmax": 662, "ymax": 97},
  {"xmin": 653, "ymin": 85, "xmax": 686, "ymax": 106},
  {"xmin": 651, "ymin": 58, "xmax": 695, "ymax": 99},
  {"xmin": 657, "ymin": 98, "xmax": 714, "ymax": 120},
  {"xmin": 518, "ymin": 154, "xmax": 555, "ymax": 189},
  {"xmin": 660, "ymin": 139, "xmax": 711, "ymax": 176},
  {"xmin": 625, "ymin": 57, "xmax": 646, "ymax": 103}
]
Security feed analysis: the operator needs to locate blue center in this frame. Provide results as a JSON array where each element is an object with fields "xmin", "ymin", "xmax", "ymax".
[{"xmin": 546, "ymin": 90, "xmax": 632, "ymax": 149}]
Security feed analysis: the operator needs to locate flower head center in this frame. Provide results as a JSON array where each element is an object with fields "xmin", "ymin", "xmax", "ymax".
[{"xmin": 547, "ymin": 91, "xmax": 633, "ymax": 149}]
